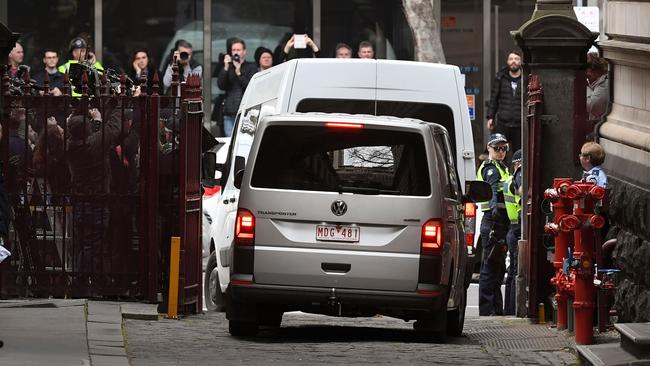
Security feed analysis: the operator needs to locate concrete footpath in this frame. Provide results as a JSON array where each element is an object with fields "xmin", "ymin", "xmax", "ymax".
[{"xmin": 0, "ymin": 299, "xmax": 134, "ymax": 366}]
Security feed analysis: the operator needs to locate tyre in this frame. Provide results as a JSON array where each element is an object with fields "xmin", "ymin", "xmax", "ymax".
[
  {"xmin": 228, "ymin": 320, "xmax": 258, "ymax": 337},
  {"xmin": 413, "ymin": 308, "xmax": 447, "ymax": 343},
  {"xmin": 204, "ymin": 252, "xmax": 225, "ymax": 312},
  {"xmin": 258, "ymin": 309, "xmax": 283, "ymax": 328},
  {"xmin": 446, "ymin": 289, "xmax": 467, "ymax": 337}
]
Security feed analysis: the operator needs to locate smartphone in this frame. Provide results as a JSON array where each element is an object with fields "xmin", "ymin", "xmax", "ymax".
[{"xmin": 294, "ymin": 34, "xmax": 307, "ymax": 49}]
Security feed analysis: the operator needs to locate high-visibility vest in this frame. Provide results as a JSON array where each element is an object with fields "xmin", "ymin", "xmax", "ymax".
[
  {"xmin": 476, "ymin": 160, "xmax": 510, "ymax": 212},
  {"xmin": 503, "ymin": 172, "xmax": 521, "ymax": 223},
  {"xmin": 58, "ymin": 60, "xmax": 104, "ymax": 97}
]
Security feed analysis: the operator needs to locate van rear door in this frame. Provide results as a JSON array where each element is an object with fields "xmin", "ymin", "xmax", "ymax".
[{"xmin": 240, "ymin": 120, "xmax": 443, "ymax": 292}]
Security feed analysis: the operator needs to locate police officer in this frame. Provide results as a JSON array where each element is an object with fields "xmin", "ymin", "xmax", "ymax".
[
  {"xmin": 58, "ymin": 37, "xmax": 104, "ymax": 97},
  {"xmin": 477, "ymin": 133, "xmax": 511, "ymax": 316},
  {"xmin": 58, "ymin": 37, "xmax": 104, "ymax": 75},
  {"xmin": 504, "ymin": 149, "xmax": 522, "ymax": 316}
]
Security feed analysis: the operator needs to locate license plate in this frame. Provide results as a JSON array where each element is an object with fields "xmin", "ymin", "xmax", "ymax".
[{"xmin": 316, "ymin": 225, "xmax": 360, "ymax": 242}]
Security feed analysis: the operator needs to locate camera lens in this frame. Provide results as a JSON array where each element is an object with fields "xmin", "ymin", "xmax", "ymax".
[
  {"xmin": 233, "ymin": 54, "xmax": 240, "ymax": 63},
  {"xmin": 179, "ymin": 52, "xmax": 189, "ymax": 60}
]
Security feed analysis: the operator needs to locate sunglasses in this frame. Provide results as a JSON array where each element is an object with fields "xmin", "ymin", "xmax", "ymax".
[{"xmin": 491, "ymin": 146, "xmax": 508, "ymax": 152}]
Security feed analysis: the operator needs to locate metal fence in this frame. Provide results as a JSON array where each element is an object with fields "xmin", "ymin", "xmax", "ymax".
[{"xmin": 0, "ymin": 62, "xmax": 202, "ymax": 314}]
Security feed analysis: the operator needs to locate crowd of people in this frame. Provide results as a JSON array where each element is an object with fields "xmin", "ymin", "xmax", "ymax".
[{"xmin": 8, "ymin": 34, "xmax": 377, "ymax": 138}]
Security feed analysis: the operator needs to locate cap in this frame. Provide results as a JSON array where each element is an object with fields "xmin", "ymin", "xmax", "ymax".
[
  {"xmin": 69, "ymin": 37, "xmax": 88, "ymax": 51},
  {"xmin": 487, "ymin": 133, "xmax": 508, "ymax": 146},
  {"xmin": 512, "ymin": 149, "xmax": 522, "ymax": 163}
]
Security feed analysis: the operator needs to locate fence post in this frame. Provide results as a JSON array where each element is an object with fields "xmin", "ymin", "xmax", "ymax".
[
  {"xmin": 0, "ymin": 22, "xmax": 19, "ymax": 298},
  {"xmin": 177, "ymin": 74, "xmax": 203, "ymax": 315},
  {"xmin": 143, "ymin": 72, "xmax": 161, "ymax": 303}
]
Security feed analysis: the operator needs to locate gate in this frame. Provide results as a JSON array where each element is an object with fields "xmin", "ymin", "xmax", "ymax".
[{"xmin": 0, "ymin": 60, "xmax": 203, "ymax": 313}]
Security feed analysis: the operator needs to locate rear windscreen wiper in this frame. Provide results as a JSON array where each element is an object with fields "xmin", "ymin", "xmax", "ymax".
[{"xmin": 337, "ymin": 185, "xmax": 400, "ymax": 195}]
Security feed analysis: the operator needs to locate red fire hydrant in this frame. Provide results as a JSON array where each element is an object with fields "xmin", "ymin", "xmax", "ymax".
[
  {"xmin": 570, "ymin": 182, "xmax": 605, "ymax": 345},
  {"xmin": 544, "ymin": 178, "xmax": 580, "ymax": 330}
]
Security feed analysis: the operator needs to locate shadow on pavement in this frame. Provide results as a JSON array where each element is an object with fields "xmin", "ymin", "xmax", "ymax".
[{"xmin": 235, "ymin": 324, "xmax": 479, "ymax": 345}]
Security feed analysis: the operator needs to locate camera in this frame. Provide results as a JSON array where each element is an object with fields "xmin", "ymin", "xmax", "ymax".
[
  {"xmin": 233, "ymin": 54, "xmax": 240, "ymax": 63},
  {"xmin": 179, "ymin": 51, "xmax": 190, "ymax": 61}
]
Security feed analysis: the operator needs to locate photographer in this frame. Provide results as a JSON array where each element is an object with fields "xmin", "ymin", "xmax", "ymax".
[
  {"xmin": 65, "ymin": 106, "xmax": 131, "ymax": 276},
  {"xmin": 278, "ymin": 34, "xmax": 320, "ymax": 63},
  {"xmin": 217, "ymin": 37, "xmax": 256, "ymax": 137},
  {"xmin": 162, "ymin": 40, "xmax": 202, "ymax": 95}
]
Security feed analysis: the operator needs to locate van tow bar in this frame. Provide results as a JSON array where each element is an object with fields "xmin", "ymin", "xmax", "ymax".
[{"xmin": 329, "ymin": 288, "xmax": 342, "ymax": 316}]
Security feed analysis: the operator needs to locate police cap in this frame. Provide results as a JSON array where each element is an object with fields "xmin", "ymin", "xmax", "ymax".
[
  {"xmin": 69, "ymin": 37, "xmax": 88, "ymax": 51},
  {"xmin": 512, "ymin": 149, "xmax": 523, "ymax": 164},
  {"xmin": 487, "ymin": 133, "xmax": 508, "ymax": 146}
]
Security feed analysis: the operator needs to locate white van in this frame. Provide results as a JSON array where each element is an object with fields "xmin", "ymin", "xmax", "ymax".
[{"xmin": 203, "ymin": 59, "xmax": 478, "ymax": 313}]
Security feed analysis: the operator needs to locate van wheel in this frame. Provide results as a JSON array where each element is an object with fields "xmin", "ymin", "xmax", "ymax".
[
  {"xmin": 228, "ymin": 320, "xmax": 258, "ymax": 337},
  {"xmin": 204, "ymin": 252, "xmax": 225, "ymax": 312},
  {"xmin": 414, "ymin": 308, "xmax": 447, "ymax": 343},
  {"xmin": 258, "ymin": 309, "xmax": 283, "ymax": 328},
  {"xmin": 447, "ymin": 289, "xmax": 467, "ymax": 337}
]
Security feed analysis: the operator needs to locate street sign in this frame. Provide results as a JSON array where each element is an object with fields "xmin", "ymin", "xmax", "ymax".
[{"xmin": 466, "ymin": 94, "xmax": 475, "ymax": 121}]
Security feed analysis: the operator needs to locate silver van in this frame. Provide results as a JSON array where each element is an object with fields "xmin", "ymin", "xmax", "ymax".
[
  {"xmin": 226, "ymin": 113, "xmax": 490, "ymax": 339},
  {"xmin": 204, "ymin": 59, "xmax": 481, "ymax": 316}
]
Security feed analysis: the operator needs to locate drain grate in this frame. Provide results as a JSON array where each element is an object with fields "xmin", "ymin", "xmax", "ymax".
[
  {"xmin": 483, "ymin": 336, "xmax": 571, "ymax": 351},
  {"xmin": 466, "ymin": 324, "xmax": 572, "ymax": 351}
]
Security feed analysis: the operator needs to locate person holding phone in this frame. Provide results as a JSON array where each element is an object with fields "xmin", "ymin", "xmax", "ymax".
[
  {"xmin": 217, "ymin": 37, "xmax": 256, "ymax": 137},
  {"xmin": 279, "ymin": 34, "xmax": 320, "ymax": 63},
  {"xmin": 163, "ymin": 39, "xmax": 203, "ymax": 94},
  {"xmin": 131, "ymin": 48, "xmax": 159, "ymax": 94}
]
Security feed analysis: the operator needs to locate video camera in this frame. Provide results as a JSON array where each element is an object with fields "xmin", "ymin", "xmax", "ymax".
[
  {"xmin": 69, "ymin": 62, "xmax": 134, "ymax": 96},
  {"xmin": 6, "ymin": 65, "xmax": 48, "ymax": 96}
]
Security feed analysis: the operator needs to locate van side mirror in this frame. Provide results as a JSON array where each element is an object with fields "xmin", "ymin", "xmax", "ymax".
[
  {"xmin": 233, "ymin": 156, "xmax": 246, "ymax": 189},
  {"xmin": 464, "ymin": 181, "xmax": 492, "ymax": 203},
  {"xmin": 202, "ymin": 152, "xmax": 216, "ymax": 180}
]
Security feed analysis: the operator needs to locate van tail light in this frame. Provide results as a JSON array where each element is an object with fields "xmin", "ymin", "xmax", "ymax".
[
  {"xmin": 324, "ymin": 122, "xmax": 364, "ymax": 129},
  {"xmin": 235, "ymin": 208, "xmax": 255, "ymax": 246},
  {"xmin": 464, "ymin": 202, "xmax": 477, "ymax": 252},
  {"xmin": 421, "ymin": 219, "xmax": 443, "ymax": 255}
]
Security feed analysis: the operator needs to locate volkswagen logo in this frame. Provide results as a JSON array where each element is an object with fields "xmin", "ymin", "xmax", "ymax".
[{"xmin": 331, "ymin": 200, "xmax": 347, "ymax": 216}]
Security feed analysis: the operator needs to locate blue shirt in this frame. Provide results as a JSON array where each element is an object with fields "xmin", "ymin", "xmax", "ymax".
[{"xmin": 582, "ymin": 165, "xmax": 607, "ymax": 188}]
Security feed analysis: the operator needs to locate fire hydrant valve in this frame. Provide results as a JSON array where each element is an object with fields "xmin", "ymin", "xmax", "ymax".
[
  {"xmin": 588, "ymin": 214, "xmax": 606, "ymax": 229},
  {"xmin": 588, "ymin": 185, "xmax": 606, "ymax": 201},
  {"xmin": 559, "ymin": 215, "xmax": 581, "ymax": 232}
]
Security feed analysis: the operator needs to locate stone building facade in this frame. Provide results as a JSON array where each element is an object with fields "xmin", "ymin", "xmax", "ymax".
[{"xmin": 599, "ymin": 0, "xmax": 650, "ymax": 322}]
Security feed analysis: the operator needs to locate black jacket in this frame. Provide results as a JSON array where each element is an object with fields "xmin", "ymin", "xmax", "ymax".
[
  {"xmin": 66, "ymin": 108, "xmax": 123, "ymax": 196},
  {"xmin": 487, "ymin": 67, "xmax": 523, "ymax": 127},
  {"xmin": 217, "ymin": 61, "xmax": 257, "ymax": 116}
]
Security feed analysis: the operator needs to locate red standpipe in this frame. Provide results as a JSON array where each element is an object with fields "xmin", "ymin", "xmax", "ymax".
[
  {"xmin": 544, "ymin": 178, "xmax": 579, "ymax": 330},
  {"xmin": 571, "ymin": 182, "xmax": 606, "ymax": 345}
]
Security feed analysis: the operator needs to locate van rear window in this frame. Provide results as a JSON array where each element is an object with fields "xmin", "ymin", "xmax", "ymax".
[
  {"xmin": 296, "ymin": 98, "xmax": 455, "ymax": 159},
  {"xmin": 251, "ymin": 125, "xmax": 431, "ymax": 196}
]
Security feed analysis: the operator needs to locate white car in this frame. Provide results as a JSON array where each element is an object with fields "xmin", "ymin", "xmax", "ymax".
[{"xmin": 202, "ymin": 136, "xmax": 230, "ymax": 311}]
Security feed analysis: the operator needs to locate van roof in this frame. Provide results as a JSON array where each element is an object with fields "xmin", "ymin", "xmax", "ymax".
[
  {"xmin": 289, "ymin": 58, "xmax": 460, "ymax": 72},
  {"xmin": 262, "ymin": 112, "xmax": 449, "ymax": 133}
]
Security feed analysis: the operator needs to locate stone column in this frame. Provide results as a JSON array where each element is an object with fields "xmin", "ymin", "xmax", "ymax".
[
  {"xmin": 598, "ymin": 1, "xmax": 650, "ymax": 323},
  {"xmin": 512, "ymin": 1, "xmax": 597, "ymax": 318}
]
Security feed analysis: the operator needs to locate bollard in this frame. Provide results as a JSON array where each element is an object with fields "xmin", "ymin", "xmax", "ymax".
[
  {"xmin": 538, "ymin": 302, "xmax": 545, "ymax": 324},
  {"xmin": 167, "ymin": 236, "xmax": 181, "ymax": 319}
]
